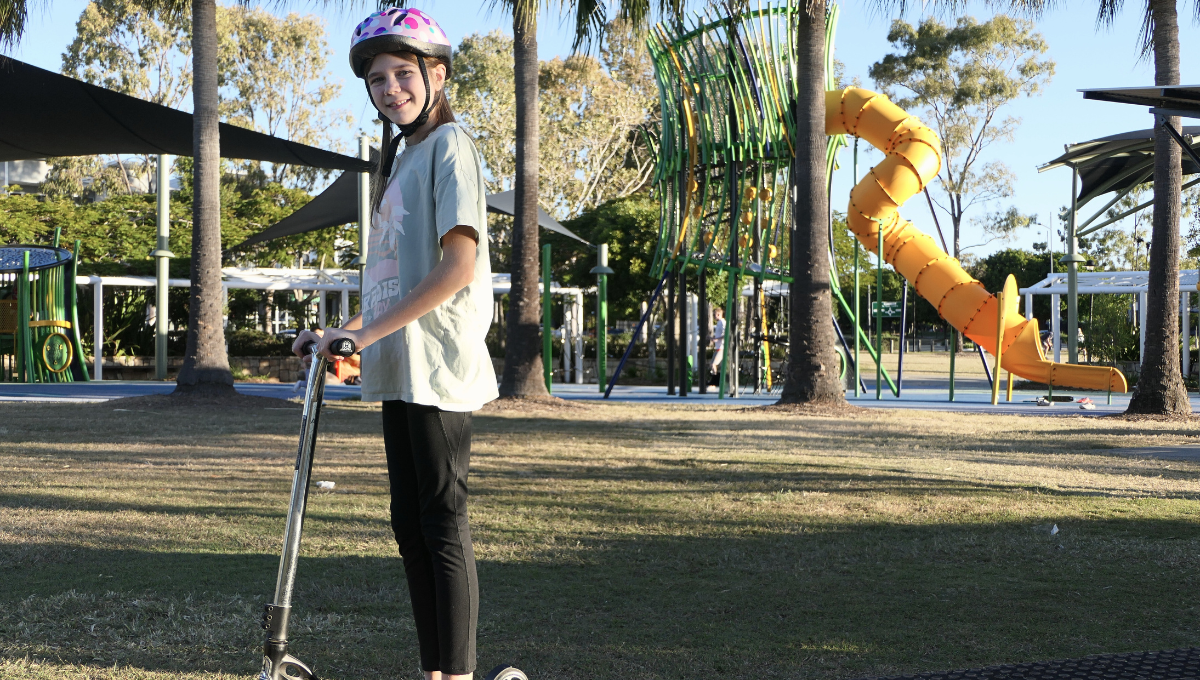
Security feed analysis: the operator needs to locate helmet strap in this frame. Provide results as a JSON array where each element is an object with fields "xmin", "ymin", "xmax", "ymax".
[
  {"xmin": 370, "ymin": 55, "xmax": 435, "ymax": 180},
  {"xmin": 396, "ymin": 55, "xmax": 432, "ymax": 139},
  {"xmin": 380, "ymin": 120, "xmax": 403, "ymax": 180}
]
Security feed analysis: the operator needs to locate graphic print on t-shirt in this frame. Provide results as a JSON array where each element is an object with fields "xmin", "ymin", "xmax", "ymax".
[{"xmin": 363, "ymin": 177, "xmax": 409, "ymax": 323}]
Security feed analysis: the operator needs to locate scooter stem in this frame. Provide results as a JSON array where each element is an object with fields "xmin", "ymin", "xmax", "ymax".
[{"xmin": 259, "ymin": 344, "xmax": 336, "ymax": 680}]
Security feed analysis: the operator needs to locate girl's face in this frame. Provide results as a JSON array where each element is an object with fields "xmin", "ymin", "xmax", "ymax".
[{"xmin": 367, "ymin": 52, "xmax": 446, "ymax": 127}]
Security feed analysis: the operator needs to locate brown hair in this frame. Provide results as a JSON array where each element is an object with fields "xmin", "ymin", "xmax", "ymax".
[{"xmin": 371, "ymin": 52, "xmax": 456, "ymax": 212}]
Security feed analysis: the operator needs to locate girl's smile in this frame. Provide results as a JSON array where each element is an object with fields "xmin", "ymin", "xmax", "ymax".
[{"xmin": 367, "ymin": 52, "xmax": 445, "ymax": 127}]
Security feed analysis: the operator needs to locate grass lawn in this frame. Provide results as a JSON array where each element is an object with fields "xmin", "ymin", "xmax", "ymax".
[{"xmin": 1, "ymin": 399, "xmax": 1198, "ymax": 679}]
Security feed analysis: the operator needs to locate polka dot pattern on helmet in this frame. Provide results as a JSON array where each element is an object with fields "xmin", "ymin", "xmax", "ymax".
[{"xmin": 350, "ymin": 7, "xmax": 451, "ymax": 49}]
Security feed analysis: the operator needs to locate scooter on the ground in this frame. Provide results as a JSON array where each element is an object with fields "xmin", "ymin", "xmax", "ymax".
[{"xmin": 258, "ymin": 339, "xmax": 528, "ymax": 680}]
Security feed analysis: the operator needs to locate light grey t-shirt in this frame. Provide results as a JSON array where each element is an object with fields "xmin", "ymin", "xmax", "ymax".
[{"xmin": 360, "ymin": 123, "xmax": 498, "ymax": 411}]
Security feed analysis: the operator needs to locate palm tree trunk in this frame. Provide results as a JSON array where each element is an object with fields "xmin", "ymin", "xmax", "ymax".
[
  {"xmin": 174, "ymin": 0, "xmax": 233, "ymax": 395},
  {"xmin": 498, "ymin": 4, "xmax": 549, "ymax": 397},
  {"xmin": 1128, "ymin": 0, "xmax": 1190, "ymax": 414},
  {"xmin": 779, "ymin": 0, "xmax": 844, "ymax": 405}
]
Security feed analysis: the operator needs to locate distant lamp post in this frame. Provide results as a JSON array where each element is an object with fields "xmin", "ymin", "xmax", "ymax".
[{"xmin": 151, "ymin": 154, "xmax": 174, "ymax": 380}]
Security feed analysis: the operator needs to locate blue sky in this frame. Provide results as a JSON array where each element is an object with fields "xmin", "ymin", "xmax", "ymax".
[{"xmin": 6, "ymin": 0, "xmax": 1200, "ymax": 258}]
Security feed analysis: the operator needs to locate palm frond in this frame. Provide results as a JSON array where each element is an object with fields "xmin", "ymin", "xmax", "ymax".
[
  {"xmin": 491, "ymin": 0, "xmax": 542, "ymax": 33},
  {"xmin": 569, "ymin": 0, "xmax": 606, "ymax": 52},
  {"xmin": 0, "ymin": 0, "xmax": 34, "ymax": 47},
  {"xmin": 1135, "ymin": 0, "xmax": 1153, "ymax": 61}
]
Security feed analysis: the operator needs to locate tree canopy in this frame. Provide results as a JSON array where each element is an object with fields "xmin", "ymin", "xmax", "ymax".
[
  {"xmin": 869, "ymin": 15, "xmax": 1054, "ymax": 258},
  {"xmin": 49, "ymin": 0, "xmax": 350, "ymax": 197}
]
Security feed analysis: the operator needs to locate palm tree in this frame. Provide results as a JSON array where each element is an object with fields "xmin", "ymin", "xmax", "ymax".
[
  {"xmin": 994, "ymin": 0, "xmax": 1189, "ymax": 414},
  {"xmin": 1, "ymin": 0, "xmax": 235, "ymax": 395},
  {"xmin": 498, "ymin": 0, "xmax": 545, "ymax": 397},
  {"xmin": 174, "ymin": 0, "xmax": 235, "ymax": 395},
  {"xmin": 1127, "ymin": 0, "xmax": 1190, "ymax": 414},
  {"xmin": 494, "ymin": 0, "xmax": 677, "ymax": 398},
  {"xmin": 778, "ymin": 0, "xmax": 846, "ymax": 405}
]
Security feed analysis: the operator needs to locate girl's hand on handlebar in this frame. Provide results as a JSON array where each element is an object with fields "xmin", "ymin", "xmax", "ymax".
[
  {"xmin": 313, "ymin": 327, "xmax": 363, "ymax": 361},
  {"xmin": 291, "ymin": 329, "xmax": 323, "ymax": 369}
]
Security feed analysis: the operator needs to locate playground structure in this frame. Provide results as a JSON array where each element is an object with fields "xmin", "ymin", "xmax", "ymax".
[
  {"xmin": 634, "ymin": 1, "xmax": 1127, "ymax": 398},
  {"xmin": 0, "ymin": 235, "xmax": 90, "ymax": 383}
]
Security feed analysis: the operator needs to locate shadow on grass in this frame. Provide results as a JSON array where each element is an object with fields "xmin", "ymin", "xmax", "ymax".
[{"xmin": 3, "ymin": 514, "xmax": 1200, "ymax": 680}]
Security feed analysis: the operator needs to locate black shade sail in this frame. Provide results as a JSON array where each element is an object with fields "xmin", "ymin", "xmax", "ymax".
[
  {"xmin": 232, "ymin": 160, "xmax": 366, "ymax": 250},
  {"xmin": 1039, "ymin": 125, "xmax": 1200, "ymax": 206},
  {"xmin": 230, "ymin": 176, "xmax": 593, "ymax": 251},
  {"xmin": 1081, "ymin": 84, "xmax": 1200, "ymax": 118},
  {"xmin": 483, "ymin": 190, "xmax": 592, "ymax": 246},
  {"xmin": 0, "ymin": 56, "xmax": 371, "ymax": 171}
]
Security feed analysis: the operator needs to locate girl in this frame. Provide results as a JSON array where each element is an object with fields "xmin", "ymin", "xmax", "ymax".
[{"xmin": 294, "ymin": 8, "xmax": 498, "ymax": 679}]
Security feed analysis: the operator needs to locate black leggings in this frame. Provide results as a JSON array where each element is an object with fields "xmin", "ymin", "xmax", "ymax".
[{"xmin": 382, "ymin": 400, "xmax": 477, "ymax": 675}]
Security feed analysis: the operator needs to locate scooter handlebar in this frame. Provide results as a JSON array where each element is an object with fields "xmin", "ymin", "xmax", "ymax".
[{"xmin": 301, "ymin": 338, "xmax": 357, "ymax": 357}]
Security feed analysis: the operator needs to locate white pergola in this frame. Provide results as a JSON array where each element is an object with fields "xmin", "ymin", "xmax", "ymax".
[
  {"xmin": 79, "ymin": 267, "xmax": 361, "ymax": 380},
  {"xmin": 1019, "ymin": 269, "xmax": 1199, "ymax": 372},
  {"xmin": 490, "ymin": 273, "xmax": 591, "ymax": 384},
  {"xmin": 79, "ymin": 267, "xmax": 593, "ymax": 383}
]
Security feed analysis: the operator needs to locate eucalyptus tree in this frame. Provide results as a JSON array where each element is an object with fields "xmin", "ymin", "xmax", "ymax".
[
  {"xmin": 869, "ymin": 16, "xmax": 1053, "ymax": 262},
  {"xmin": 493, "ymin": 0, "xmax": 678, "ymax": 398},
  {"xmin": 449, "ymin": 25, "xmax": 656, "ymax": 269},
  {"xmin": 994, "ymin": 0, "xmax": 1190, "ymax": 415}
]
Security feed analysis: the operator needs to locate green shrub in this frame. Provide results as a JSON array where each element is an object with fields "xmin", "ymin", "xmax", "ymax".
[{"xmin": 227, "ymin": 328, "xmax": 292, "ymax": 356}]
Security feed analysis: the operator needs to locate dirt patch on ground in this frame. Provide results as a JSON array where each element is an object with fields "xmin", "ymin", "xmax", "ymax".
[
  {"xmin": 747, "ymin": 399, "xmax": 866, "ymax": 417},
  {"xmin": 1102, "ymin": 412, "xmax": 1200, "ymax": 423},
  {"xmin": 98, "ymin": 392, "xmax": 297, "ymax": 412},
  {"xmin": 480, "ymin": 395, "xmax": 590, "ymax": 414}
]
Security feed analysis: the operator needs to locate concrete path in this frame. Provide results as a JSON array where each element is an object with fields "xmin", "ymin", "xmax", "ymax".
[
  {"xmin": 8, "ymin": 379, "xmax": 1200, "ymax": 417},
  {"xmin": 0, "ymin": 380, "xmax": 362, "ymax": 403},
  {"xmin": 549, "ymin": 383, "xmax": 1161, "ymax": 416}
]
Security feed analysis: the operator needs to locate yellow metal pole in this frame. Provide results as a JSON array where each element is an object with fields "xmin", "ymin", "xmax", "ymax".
[
  {"xmin": 991, "ymin": 289, "xmax": 1005, "ymax": 405},
  {"xmin": 1006, "ymin": 370, "xmax": 1014, "ymax": 402}
]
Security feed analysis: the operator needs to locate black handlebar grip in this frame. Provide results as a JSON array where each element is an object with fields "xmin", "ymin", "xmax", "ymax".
[
  {"xmin": 330, "ymin": 338, "xmax": 356, "ymax": 357},
  {"xmin": 301, "ymin": 338, "xmax": 357, "ymax": 357}
]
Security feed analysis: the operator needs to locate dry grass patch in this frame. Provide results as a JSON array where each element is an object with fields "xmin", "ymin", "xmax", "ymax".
[{"xmin": 1, "ymin": 401, "xmax": 1198, "ymax": 679}]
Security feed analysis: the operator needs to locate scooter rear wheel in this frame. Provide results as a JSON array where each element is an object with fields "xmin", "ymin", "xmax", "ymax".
[{"xmin": 482, "ymin": 665, "xmax": 528, "ymax": 680}]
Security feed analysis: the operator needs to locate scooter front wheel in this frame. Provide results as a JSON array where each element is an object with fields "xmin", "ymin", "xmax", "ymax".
[{"xmin": 482, "ymin": 665, "xmax": 528, "ymax": 680}]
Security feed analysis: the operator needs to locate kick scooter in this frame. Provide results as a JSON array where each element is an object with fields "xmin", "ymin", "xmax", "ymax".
[{"xmin": 258, "ymin": 339, "xmax": 528, "ymax": 680}]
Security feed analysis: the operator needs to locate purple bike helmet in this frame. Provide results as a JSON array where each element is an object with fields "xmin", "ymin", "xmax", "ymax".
[
  {"xmin": 350, "ymin": 7, "xmax": 453, "ymax": 146},
  {"xmin": 349, "ymin": 7, "xmax": 452, "ymax": 79}
]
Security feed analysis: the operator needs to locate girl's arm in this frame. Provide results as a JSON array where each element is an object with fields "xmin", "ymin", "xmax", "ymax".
[
  {"xmin": 309, "ymin": 225, "xmax": 478, "ymax": 359},
  {"xmin": 291, "ymin": 313, "xmax": 362, "ymax": 361}
]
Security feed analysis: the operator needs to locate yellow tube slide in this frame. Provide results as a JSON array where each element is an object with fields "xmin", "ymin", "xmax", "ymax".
[{"xmin": 826, "ymin": 87, "xmax": 1127, "ymax": 393}]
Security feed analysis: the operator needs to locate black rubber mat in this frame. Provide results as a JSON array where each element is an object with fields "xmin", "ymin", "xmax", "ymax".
[{"xmin": 865, "ymin": 648, "xmax": 1200, "ymax": 679}]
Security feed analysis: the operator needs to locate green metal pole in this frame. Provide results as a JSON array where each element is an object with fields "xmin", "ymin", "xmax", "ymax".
[
  {"xmin": 853, "ymin": 241, "xmax": 860, "ymax": 398},
  {"xmin": 853, "ymin": 138, "xmax": 860, "ymax": 398},
  {"xmin": 949, "ymin": 330, "xmax": 956, "ymax": 402},
  {"xmin": 542, "ymin": 243, "xmax": 552, "ymax": 394},
  {"xmin": 356, "ymin": 135, "xmax": 370, "ymax": 268},
  {"xmin": 17, "ymin": 250, "xmax": 29, "ymax": 383},
  {"xmin": 876, "ymin": 226, "xmax": 883, "ymax": 400},
  {"xmin": 1066, "ymin": 167, "xmax": 1080, "ymax": 364},
  {"xmin": 153, "ymin": 154, "xmax": 173, "ymax": 381},
  {"xmin": 591, "ymin": 244, "xmax": 612, "ymax": 392},
  {"xmin": 719, "ymin": 267, "xmax": 735, "ymax": 400},
  {"xmin": 71, "ymin": 239, "xmax": 89, "ymax": 381}
]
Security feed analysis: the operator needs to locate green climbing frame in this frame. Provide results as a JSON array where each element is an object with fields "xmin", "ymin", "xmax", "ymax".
[
  {"xmin": 647, "ymin": 1, "xmax": 896, "ymax": 395},
  {"xmin": 0, "ymin": 232, "xmax": 90, "ymax": 384}
]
